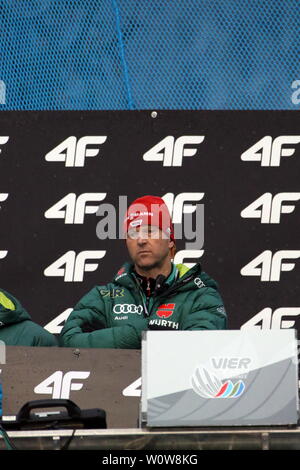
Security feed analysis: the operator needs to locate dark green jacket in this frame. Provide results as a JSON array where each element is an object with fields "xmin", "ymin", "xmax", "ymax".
[
  {"xmin": 0, "ymin": 289, "xmax": 57, "ymax": 346},
  {"xmin": 60, "ymin": 262, "xmax": 227, "ymax": 349}
]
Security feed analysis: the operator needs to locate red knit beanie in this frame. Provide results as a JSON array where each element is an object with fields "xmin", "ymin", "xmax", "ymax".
[{"xmin": 124, "ymin": 195, "xmax": 175, "ymax": 241}]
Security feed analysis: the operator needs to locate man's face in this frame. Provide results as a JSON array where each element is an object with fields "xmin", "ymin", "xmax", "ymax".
[{"xmin": 126, "ymin": 225, "xmax": 173, "ymax": 272}]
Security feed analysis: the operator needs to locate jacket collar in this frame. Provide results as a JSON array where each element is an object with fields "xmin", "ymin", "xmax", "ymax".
[
  {"xmin": 113, "ymin": 262, "xmax": 178, "ymax": 285},
  {"xmin": 113, "ymin": 261, "xmax": 202, "ymax": 286}
]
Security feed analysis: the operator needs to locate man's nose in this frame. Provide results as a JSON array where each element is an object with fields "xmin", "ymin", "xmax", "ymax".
[{"xmin": 137, "ymin": 232, "xmax": 148, "ymax": 243}]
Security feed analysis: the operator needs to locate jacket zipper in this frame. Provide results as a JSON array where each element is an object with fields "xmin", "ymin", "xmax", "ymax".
[
  {"xmin": 133, "ymin": 272, "xmax": 194, "ymax": 317},
  {"xmin": 134, "ymin": 279, "xmax": 161, "ymax": 317}
]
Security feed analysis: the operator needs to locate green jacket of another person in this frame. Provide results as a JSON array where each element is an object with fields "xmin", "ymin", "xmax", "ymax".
[{"xmin": 0, "ymin": 289, "xmax": 57, "ymax": 346}]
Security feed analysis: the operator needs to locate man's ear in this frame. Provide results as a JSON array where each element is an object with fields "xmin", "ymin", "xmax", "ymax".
[{"xmin": 169, "ymin": 241, "xmax": 176, "ymax": 261}]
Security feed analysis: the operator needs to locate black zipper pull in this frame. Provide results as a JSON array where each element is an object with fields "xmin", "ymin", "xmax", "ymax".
[{"xmin": 146, "ymin": 279, "xmax": 151, "ymax": 297}]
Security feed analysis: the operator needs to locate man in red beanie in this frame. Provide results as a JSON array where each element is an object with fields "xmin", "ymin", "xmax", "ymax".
[
  {"xmin": 60, "ymin": 195, "xmax": 227, "ymax": 349},
  {"xmin": 124, "ymin": 195, "xmax": 176, "ymax": 280}
]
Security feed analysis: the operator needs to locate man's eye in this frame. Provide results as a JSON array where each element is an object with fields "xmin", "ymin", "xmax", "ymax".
[
  {"xmin": 128, "ymin": 231, "xmax": 138, "ymax": 238},
  {"xmin": 149, "ymin": 228, "xmax": 160, "ymax": 237}
]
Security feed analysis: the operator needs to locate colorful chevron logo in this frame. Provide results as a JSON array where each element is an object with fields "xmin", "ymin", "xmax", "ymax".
[
  {"xmin": 191, "ymin": 366, "xmax": 245, "ymax": 399},
  {"xmin": 214, "ymin": 379, "xmax": 245, "ymax": 398}
]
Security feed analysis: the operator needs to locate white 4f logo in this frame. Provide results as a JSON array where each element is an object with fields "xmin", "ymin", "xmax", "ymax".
[
  {"xmin": 143, "ymin": 136, "xmax": 205, "ymax": 167},
  {"xmin": 34, "ymin": 371, "xmax": 90, "ymax": 399},
  {"xmin": 241, "ymin": 136, "xmax": 300, "ymax": 166},
  {"xmin": 44, "ymin": 308, "xmax": 73, "ymax": 334},
  {"xmin": 44, "ymin": 250, "xmax": 106, "ymax": 282},
  {"xmin": 0, "ymin": 251, "xmax": 8, "ymax": 260},
  {"xmin": 241, "ymin": 193, "xmax": 300, "ymax": 223},
  {"xmin": 45, "ymin": 136, "xmax": 107, "ymax": 167},
  {"xmin": 174, "ymin": 250, "xmax": 204, "ymax": 269},
  {"xmin": 122, "ymin": 377, "xmax": 141, "ymax": 397},
  {"xmin": 241, "ymin": 308, "xmax": 300, "ymax": 330},
  {"xmin": 162, "ymin": 192, "xmax": 204, "ymax": 223},
  {"xmin": 0, "ymin": 193, "xmax": 8, "ymax": 204},
  {"xmin": 241, "ymin": 250, "xmax": 300, "ymax": 281},
  {"xmin": 45, "ymin": 193, "xmax": 107, "ymax": 224},
  {"xmin": 0, "ymin": 137, "xmax": 9, "ymax": 154}
]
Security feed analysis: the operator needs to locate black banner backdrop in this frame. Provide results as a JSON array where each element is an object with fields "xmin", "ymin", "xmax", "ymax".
[{"xmin": 0, "ymin": 111, "xmax": 300, "ymax": 336}]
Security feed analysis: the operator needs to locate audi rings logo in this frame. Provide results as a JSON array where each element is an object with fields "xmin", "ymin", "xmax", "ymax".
[{"xmin": 113, "ymin": 304, "xmax": 143, "ymax": 315}]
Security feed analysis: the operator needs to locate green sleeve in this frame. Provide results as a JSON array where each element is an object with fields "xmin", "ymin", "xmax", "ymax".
[
  {"xmin": 181, "ymin": 288, "xmax": 227, "ymax": 331},
  {"xmin": 60, "ymin": 316, "xmax": 148, "ymax": 349},
  {"xmin": 60, "ymin": 286, "xmax": 148, "ymax": 349},
  {"xmin": 33, "ymin": 327, "xmax": 58, "ymax": 346}
]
